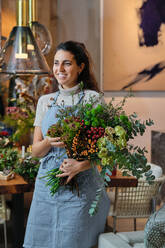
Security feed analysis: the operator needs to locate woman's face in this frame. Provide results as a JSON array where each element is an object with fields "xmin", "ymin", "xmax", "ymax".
[{"xmin": 53, "ymin": 49, "xmax": 84, "ymax": 89}]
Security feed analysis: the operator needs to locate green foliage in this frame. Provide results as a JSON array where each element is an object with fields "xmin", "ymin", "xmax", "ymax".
[
  {"xmin": 81, "ymin": 103, "xmax": 107, "ymax": 127},
  {"xmin": 40, "ymin": 168, "xmax": 62, "ymax": 195},
  {"xmin": 89, "ymin": 187, "xmax": 104, "ymax": 216},
  {"xmin": 0, "ymin": 148, "xmax": 19, "ymax": 171}
]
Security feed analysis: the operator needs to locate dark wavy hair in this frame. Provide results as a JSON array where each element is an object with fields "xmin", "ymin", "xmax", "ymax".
[{"xmin": 55, "ymin": 40, "xmax": 100, "ymax": 92}]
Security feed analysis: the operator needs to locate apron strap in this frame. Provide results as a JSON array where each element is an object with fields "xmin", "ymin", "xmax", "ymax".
[
  {"xmin": 77, "ymin": 90, "xmax": 85, "ymax": 105},
  {"xmin": 51, "ymin": 91, "xmax": 60, "ymax": 106}
]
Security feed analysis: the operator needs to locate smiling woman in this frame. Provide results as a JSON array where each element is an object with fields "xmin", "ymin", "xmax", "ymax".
[
  {"xmin": 23, "ymin": 40, "xmax": 110, "ymax": 248},
  {"xmin": 53, "ymin": 50, "xmax": 84, "ymax": 89}
]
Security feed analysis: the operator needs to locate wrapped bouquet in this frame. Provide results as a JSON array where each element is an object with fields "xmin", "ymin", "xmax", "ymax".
[{"xmin": 42, "ymin": 94, "xmax": 154, "ymax": 215}]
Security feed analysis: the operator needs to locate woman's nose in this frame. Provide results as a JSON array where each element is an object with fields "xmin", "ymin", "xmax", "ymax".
[{"xmin": 59, "ymin": 63, "xmax": 65, "ymax": 72}]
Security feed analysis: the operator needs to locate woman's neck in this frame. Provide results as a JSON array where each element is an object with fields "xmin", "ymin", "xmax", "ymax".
[{"xmin": 58, "ymin": 83, "xmax": 81, "ymax": 96}]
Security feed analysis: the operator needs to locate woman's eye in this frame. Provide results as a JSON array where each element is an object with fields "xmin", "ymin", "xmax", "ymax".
[
  {"xmin": 64, "ymin": 62, "xmax": 71, "ymax": 66},
  {"xmin": 54, "ymin": 61, "xmax": 59, "ymax": 65}
]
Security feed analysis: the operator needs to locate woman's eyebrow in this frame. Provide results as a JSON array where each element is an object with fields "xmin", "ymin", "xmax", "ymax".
[
  {"xmin": 63, "ymin": 59, "xmax": 72, "ymax": 62},
  {"xmin": 54, "ymin": 59, "xmax": 72, "ymax": 62}
]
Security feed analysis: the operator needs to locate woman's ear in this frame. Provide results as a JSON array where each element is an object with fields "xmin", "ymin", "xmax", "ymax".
[{"xmin": 79, "ymin": 63, "xmax": 85, "ymax": 74}]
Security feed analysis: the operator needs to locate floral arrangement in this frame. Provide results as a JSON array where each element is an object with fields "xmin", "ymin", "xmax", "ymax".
[
  {"xmin": 0, "ymin": 75, "xmax": 52, "ymax": 180},
  {"xmin": 1, "ymin": 74, "xmax": 56, "ymax": 146},
  {"xmin": 0, "ymin": 148, "xmax": 19, "ymax": 173},
  {"xmin": 42, "ymin": 94, "xmax": 154, "ymax": 216},
  {"xmin": 3, "ymin": 105, "xmax": 35, "ymax": 144},
  {"xmin": 0, "ymin": 125, "xmax": 13, "ymax": 149},
  {"xmin": 0, "ymin": 125, "xmax": 39, "ymax": 181},
  {"xmin": 0, "ymin": 145, "xmax": 39, "ymax": 182},
  {"xmin": 14, "ymin": 152, "xmax": 40, "ymax": 183},
  {"xmin": 0, "ymin": 126, "xmax": 15, "ymax": 174},
  {"xmin": 12, "ymin": 75, "xmax": 56, "ymax": 109}
]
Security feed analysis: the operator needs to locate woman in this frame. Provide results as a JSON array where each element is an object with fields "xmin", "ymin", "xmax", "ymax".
[{"xmin": 23, "ymin": 41, "xmax": 110, "ymax": 248}]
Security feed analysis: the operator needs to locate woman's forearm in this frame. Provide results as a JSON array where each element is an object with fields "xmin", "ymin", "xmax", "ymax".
[{"xmin": 32, "ymin": 138, "xmax": 52, "ymax": 158}]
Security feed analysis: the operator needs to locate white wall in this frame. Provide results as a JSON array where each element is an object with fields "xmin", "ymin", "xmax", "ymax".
[{"xmin": 56, "ymin": 0, "xmax": 100, "ymax": 83}]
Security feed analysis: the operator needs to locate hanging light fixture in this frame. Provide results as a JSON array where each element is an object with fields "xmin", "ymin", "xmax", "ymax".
[
  {"xmin": 29, "ymin": 0, "xmax": 52, "ymax": 55},
  {"xmin": 0, "ymin": 0, "xmax": 50, "ymax": 75}
]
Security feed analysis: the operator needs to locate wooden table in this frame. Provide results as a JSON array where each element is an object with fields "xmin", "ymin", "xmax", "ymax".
[
  {"xmin": 0, "ymin": 174, "xmax": 33, "ymax": 194},
  {"xmin": 0, "ymin": 174, "xmax": 33, "ymax": 248},
  {"xmin": 0, "ymin": 172, "xmax": 137, "ymax": 248}
]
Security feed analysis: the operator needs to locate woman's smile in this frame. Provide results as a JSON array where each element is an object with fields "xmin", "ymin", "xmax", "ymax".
[{"xmin": 57, "ymin": 73, "xmax": 67, "ymax": 79}]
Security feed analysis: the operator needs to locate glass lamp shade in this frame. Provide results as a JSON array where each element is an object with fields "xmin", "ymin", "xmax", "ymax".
[
  {"xmin": 0, "ymin": 26, "xmax": 51, "ymax": 75},
  {"xmin": 31, "ymin": 21, "xmax": 52, "ymax": 55}
]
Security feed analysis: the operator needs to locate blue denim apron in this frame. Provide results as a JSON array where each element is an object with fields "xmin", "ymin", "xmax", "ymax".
[{"xmin": 23, "ymin": 91, "xmax": 110, "ymax": 248}]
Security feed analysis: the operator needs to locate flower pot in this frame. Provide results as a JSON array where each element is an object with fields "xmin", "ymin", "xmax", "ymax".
[
  {"xmin": 111, "ymin": 168, "xmax": 117, "ymax": 176},
  {"xmin": 0, "ymin": 170, "xmax": 15, "ymax": 180}
]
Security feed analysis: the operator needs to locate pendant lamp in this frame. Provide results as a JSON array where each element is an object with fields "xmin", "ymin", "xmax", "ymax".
[
  {"xmin": 29, "ymin": 0, "xmax": 52, "ymax": 55},
  {"xmin": 0, "ymin": 0, "xmax": 50, "ymax": 75}
]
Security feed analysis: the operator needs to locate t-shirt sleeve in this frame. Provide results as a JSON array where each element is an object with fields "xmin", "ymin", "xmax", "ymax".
[{"xmin": 33, "ymin": 96, "xmax": 46, "ymax": 127}]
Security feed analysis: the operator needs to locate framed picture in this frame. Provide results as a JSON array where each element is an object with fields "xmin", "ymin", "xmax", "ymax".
[{"xmin": 102, "ymin": 0, "xmax": 165, "ymax": 91}]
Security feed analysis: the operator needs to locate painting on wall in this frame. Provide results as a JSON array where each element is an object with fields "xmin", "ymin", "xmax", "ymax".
[{"xmin": 103, "ymin": 0, "xmax": 165, "ymax": 91}]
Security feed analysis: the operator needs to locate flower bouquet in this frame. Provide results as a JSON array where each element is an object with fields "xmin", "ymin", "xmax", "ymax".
[{"xmin": 43, "ymin": 94, "xmax": 154, "ymax": 216}]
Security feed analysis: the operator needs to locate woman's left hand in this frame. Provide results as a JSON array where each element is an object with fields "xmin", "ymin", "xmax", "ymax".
[{"xmin": 57, "ymin": 158, "xmax": 91, "ymax": 184}]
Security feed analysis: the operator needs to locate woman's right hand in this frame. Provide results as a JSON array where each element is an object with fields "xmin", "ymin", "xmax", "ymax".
[
  {"xmin": 45, "ymin": 136, "xmax": 65, "ymax": 148},
  {"xmin": 32, "ymin": 127, "xmax": 65, "ymax": 158}
]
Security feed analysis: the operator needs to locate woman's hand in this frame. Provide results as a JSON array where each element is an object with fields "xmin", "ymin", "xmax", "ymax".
[
  {"xmin": 32, "ymin": 127, "xmax": 65, "ymax": 158},
  {"xmin": 45, "ymin": 136, "xmax": 65, "ymax": 148},
  {"xmin": 57, "ymin": 158, "xmax": 91, "ymax": 184}
]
